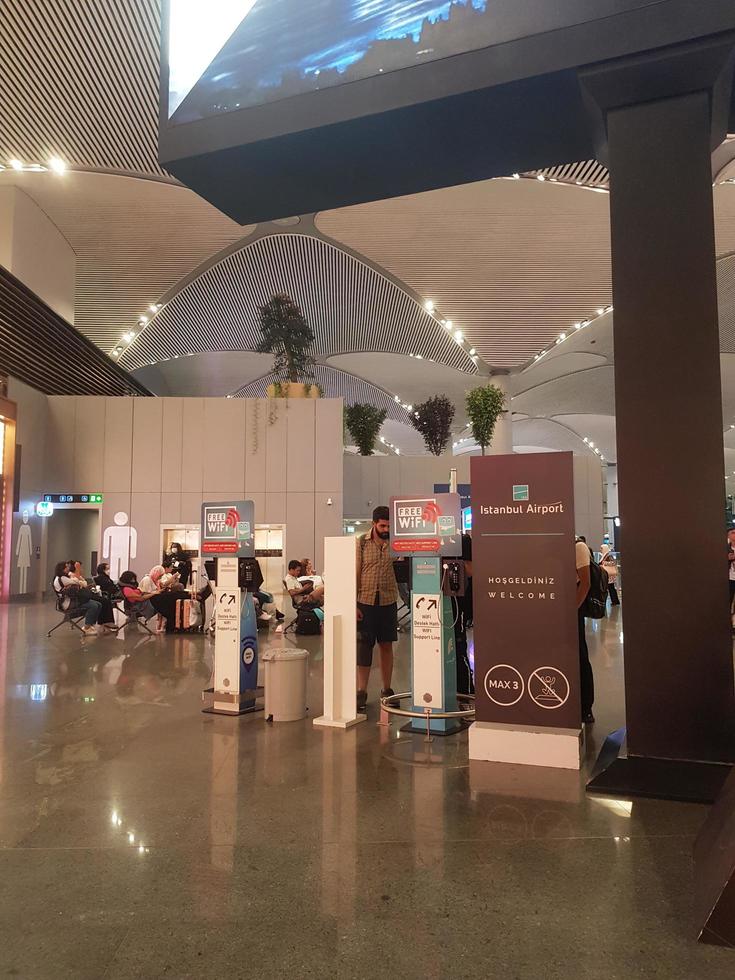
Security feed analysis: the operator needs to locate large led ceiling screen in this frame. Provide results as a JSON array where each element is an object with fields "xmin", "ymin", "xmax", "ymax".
[{"xmin": 168, "ymin": 0, "xmax": 491, "ymax": 123}]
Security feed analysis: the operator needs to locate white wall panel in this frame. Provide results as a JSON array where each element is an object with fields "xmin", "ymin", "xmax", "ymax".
[
  {"xmin": 286, "ymin": 492, "xmax": 316, "ymax": 568},
  {"xmin": 132, "ymin": 397, "xmax": 163, "ymax": 492},
  {"xmin": 161, "ymin": 398, "xmax": 184, "ymax": 492},
  {"xmin": 244, "ymin": 399, "xmax": 267, "ymax": 494},
  {"xmin": 315, "ymin": 400, "xmax": 343, "ymax": 492},
  {"xmin": 314, "ymin": 493, "xmax": 343, "ymax": 570},
  {"xmin": 102, "ymin": 398, "xmax": 134, "ymax": 493},
  {"xmin": 180, "ymin": 399, "xmax": 205, "ymax": 492},
  {"xmin": 160, "ymin": 492, "xmax": 182, "ymax": 526},
  {"xmin": 264, "ymin": 492, "xmax": 287, "ymax": 526},
  {"xmin": 44, "ymin": 397, "xmax": 76, "ymax": 490},
  {"xmin": 73, "ymin": 397, "xmax": 105, "ymax": 490},
  {"xmin": 181, "ymin": 492, "xmax": 204, "ymax": 525},
  {"xmin": 203, "ymin": 398, "xmax": 246, "ymax": 493},
  {"xmin": 265, "ymin": 400, "xmax": 288, "ymax": 493},
  {"xmin": 286, "ymin": 399, "xmax": 316, "ymax": 492}
]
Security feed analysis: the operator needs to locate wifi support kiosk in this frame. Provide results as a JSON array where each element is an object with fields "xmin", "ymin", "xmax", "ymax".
[{"xmin": 390, "ymin": 493, "xmax": 464, "ymax": 735}]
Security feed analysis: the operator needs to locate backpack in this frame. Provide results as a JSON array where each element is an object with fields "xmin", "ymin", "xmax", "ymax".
[
  {"xmin": 295, "ymin": 607, "xmax": 321, "ymax": 635},
  {"xmin": 582, "ymin": 556, "xmax": 609, "ymax": 619}
]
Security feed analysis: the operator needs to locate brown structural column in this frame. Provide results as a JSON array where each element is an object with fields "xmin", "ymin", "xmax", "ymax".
[{"xmin": 582, "ymin": 39, "xmax": 735, "ymax": 764}]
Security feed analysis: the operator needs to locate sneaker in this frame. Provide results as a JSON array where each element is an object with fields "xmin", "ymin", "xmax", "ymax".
[
  {"xmin": 275, "ymin": 611, "xmax": 285, "ymax": 622},
  {"xmin": 81, "ymin": 625, "xmax": 97, "ymax": 636},
  {"xmin": 258, "ymin": 612, "xmax": 273, "ymax": 622},
  {"xmin": 356, "ymin": 690, "xmax": 368, "ymax": 712}
]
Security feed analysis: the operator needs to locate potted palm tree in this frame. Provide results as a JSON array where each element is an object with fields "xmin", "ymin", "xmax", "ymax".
[{"xmin": 258, "ymin": 293, "xmax": 320, "ymax": 398}]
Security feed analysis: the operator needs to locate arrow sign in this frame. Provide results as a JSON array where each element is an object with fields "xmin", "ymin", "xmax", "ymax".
[{"xmin": 428, "ymin": 599, "xmax": 438, "ymax": 611}]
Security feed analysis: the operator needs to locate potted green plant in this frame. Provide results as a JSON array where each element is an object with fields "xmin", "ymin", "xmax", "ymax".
[
  {"xmin": 466, "ymin": 384, "xmax": 506, "ymax": 455},
  {"xmin": 410, "ymin": 395, "xmax": 455, "ymax": 456},
  {"xmin": 344, "ymin": 404, "xmax": 387, "ymax": 456},
  {"xmin": 257, "ymin": 293, "xmax": 319, "ymax": 399}
]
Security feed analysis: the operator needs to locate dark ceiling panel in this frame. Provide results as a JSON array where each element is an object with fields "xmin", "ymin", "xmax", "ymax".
[{"xmin": 0, "ymin": 266, "xmax": 150, "ymax": 396}]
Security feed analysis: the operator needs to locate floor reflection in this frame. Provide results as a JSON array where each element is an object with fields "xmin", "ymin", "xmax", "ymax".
[{"xmin": 0, "ymin": 601, "xmax": 731, "ymax": 978}]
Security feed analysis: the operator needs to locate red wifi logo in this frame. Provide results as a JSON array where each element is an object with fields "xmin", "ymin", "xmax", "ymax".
[
  {"xmin": 225, "ymin": 508, "xmax": 241, "ymax": 528},
  {"xmin": 422, "ymin": 501, "xmax": 441, "ymax": 523}
]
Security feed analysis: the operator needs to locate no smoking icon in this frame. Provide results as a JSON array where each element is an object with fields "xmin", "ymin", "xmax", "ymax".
[{"xmin": 528, "ymin": 666, "xmax": 570, "ymax": 709}]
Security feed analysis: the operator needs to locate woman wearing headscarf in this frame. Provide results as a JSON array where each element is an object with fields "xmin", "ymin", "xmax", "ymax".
[
  {"xmin": 139, "ymin": 565, "xmax": 165, "ymax": 594},
  {"xmin": 599, "ymin": 544, "xmax": 620, "ymax": 606},
  {"xmin": 139, "ymin": 565, "xmax": 168, "ymax": 633}
]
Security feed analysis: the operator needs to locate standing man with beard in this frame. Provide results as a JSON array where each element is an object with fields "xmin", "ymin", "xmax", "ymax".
[{"xmin": 355, "ymin": 505, "xmax": 399, "ymax": 711}]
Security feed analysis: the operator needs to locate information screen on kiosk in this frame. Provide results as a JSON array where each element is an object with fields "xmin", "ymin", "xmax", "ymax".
[{"xmin": 389, "ymin": 493, "xmax": 462, "ymax": 559}]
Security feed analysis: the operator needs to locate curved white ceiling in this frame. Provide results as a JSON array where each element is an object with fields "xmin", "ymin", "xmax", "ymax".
[
  {"xmin": 318, "ymin": 178, "xmax": 614, "ymax": 367},
  {"xmin": 132, "ymin": 351, "xmax": 273, "ymax": 398},
  {"xmin": 327, "ymin": 352, "xmax": 480, "ymax": 430},
  {"xmin": 121, "ymin": 232, "xmax": 479, "ymax": 374},
  {"xmin": 0, "ymin": 0, "xmax": 163, "ymax": 176},
  {"xmin": 0, "ymin": 169, "xmax": 244, "ymax": 350}
]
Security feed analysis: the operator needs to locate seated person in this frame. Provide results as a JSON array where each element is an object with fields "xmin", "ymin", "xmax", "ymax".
[
  {"xmin": 149, "ymin": 572, "xmax": 192, "ymax": 633},
  {"xmin": 299, "ymin": 558, "xmax": 324, "ymax": 591},
  {"xmin": 139, "ymin": 565, "xmax": 166, "ymax": 594},
  {"xmin": 94, "ymin": 562, "xmax": 122, "ymax": 600},
  {"xmin": 118, "ymin": 571, "xmax": 159, "ymax": 623},
  {"xmin": 53, "ymin": 560, "xmax": 104, "ymax": 636},
  {"xmin": 254, "ymin": 588, "xmax": 285, "ymax": 622},
  {"xmin": 68, "ymin": 559, "xmax": 117, "ymax": 632},
  {"xmin": 285, "ymin": 559, "xmax": 324, "ymax": 608}
]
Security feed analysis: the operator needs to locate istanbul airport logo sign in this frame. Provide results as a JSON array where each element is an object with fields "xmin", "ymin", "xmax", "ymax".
[{"xmin": 480, "ymin": 482, "xmax": 563, "ymax": 517}]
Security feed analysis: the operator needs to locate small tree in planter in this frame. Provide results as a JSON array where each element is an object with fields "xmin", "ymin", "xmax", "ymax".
[
  {"xmin": 257, "ymin": 293, "xmax": 318, "ymax": 397},
  {"xmin": 410, "ymin": 395, "xmax": 455, "ymax": 456},
  {"xmin": 466, "ymin": 384, "xmax": 506, "ymax": 455},
  {"xmin": 344, "ymin": 404, "xmax": 387, "ymax": 456}
]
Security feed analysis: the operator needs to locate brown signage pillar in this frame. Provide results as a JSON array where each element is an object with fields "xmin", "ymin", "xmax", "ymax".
[{"xmin": 580, "ymin": 38, "xmax": 735, "ymax": 799}]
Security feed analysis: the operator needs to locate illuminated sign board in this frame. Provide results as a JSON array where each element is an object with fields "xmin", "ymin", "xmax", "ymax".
[
  {"xmin": 201, "ymin": 499, "xmax": 255, "ymax": 557},
  {"xmin": 36, "ymin": 501, "xmax": 54, "ymax": 517},
  {"xmin": 167, "ymin": 0, "xmax": 491, "ymax": 123},
  {"xmin": 43, "ymin": 493, "xmax": 104, "ymax": 504}
]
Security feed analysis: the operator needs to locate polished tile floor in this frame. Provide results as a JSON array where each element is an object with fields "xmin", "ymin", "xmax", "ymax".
[{"xmin": 0, "ymin": 601, "xmax": 731, "ymax": 978}]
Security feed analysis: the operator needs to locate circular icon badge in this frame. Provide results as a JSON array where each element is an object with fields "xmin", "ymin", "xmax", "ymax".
[
  {"xmin": 241, "ymin": 639, "xmax": 256, "ymax": 667},
  {"xmin": 528, "ymin": 666, "xmax": 570, "ymax": 709},
  {"xmin": 483, "ymin": 664, "xmax": 524, "ymax": 706}
]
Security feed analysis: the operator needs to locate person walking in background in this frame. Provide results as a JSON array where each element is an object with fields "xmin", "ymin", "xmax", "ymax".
[
  {"xmin": 355, "ymin": 505, "xmax": 398, "ymax": 712},
  {"xmin": 575, "ymin": 538, "xmax": 595, "ymax": 725},
  {"xmin": 599, "ymin": 544, "xmax": 620, "ymax": 606}
]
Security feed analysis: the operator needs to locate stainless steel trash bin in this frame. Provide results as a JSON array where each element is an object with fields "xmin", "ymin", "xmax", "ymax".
[{"xmin": 262, "ymin": 648, "xmax": 308, "ymax": 722}]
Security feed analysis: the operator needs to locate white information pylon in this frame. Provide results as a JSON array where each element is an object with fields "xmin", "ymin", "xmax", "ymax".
[{"xmin": 314, "ymin": 536, "xmax": 366, "ymax": 730}]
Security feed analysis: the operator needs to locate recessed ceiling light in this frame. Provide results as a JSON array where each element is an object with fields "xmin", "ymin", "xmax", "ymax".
[
  {"xmin": 148, "ymin": 303, "xmax": 160, "ymax": 314},
  {"xmin": 424, "ymin": 300, "xmax": 434, "ymax": 312},
  {"xmin": 469, "ymin": 348, "xmax": 476, "ymax": 356},
  {"xmin": 454, "ymin": 330, "xmax": 463, "ymax": 342},
  {"xmin": 138, "ymin": 316, "xmax": 148, "ymax": 326},
  {"xmin": 537, "ymin": 174, "xmax": 546, "ymax": 181},
  {"xmin": 48, "ymin": 157, "xmax": 66, "ymax": 174},
  {"xmin": 9, "ymin": 159, "xmax": 23, "ymax": 171}
]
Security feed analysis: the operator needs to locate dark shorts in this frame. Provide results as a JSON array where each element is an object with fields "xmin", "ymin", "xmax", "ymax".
[{"xmin": 357, "ymin": 602, "xmax": 398, "ymax": 666}]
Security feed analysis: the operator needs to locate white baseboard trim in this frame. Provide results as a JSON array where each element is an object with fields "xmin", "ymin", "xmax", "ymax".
[{"xmin": 469, "ymin": 720, "xmax": 583, "ymax": 770}]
